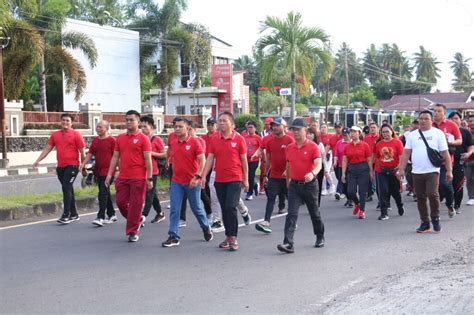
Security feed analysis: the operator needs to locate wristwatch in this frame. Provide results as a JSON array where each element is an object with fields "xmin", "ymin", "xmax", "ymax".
[
  {"xmin": 147, "ymin": 177, "xmax": 153, "ymax": 182},
  {"xmin": 194, "ymin": 174, "xmax": 202, "ymax": 179}
]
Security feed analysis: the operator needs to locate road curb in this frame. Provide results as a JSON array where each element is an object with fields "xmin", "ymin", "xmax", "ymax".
[{"xmin": 0, "ymin": 165, "xmax": 57, "ymax": 177}]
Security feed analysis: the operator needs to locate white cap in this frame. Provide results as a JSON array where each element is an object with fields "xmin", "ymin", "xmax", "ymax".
[{"xmin": 350, "ymin": 125, "xmax": 362, "ymax": 132}]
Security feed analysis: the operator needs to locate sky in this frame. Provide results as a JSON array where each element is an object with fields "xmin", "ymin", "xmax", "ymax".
[{"xmin": 181, "ymin": 0, "xmax": 474, "ymax": 92}]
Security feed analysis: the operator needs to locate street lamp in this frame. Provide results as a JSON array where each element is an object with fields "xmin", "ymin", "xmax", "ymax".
[{"xmin": 0, "ymin": 27, "xmax": 11, "ymax": 168}]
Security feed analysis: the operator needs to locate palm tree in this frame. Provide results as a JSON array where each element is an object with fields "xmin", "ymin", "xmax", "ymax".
[
  {"xmin": 256, "ymin": 11, "xmax": 333, "ymax": 122},
  {"xmin": 450, "ymin": 52, "xmax": 472, "ymax": 91},
  {"xmin": 413, "ymin": 45, "xmax": 440, "ymax": 92}
]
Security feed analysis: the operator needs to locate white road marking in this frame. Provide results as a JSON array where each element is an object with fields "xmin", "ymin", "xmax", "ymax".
[{"xmin": 310, "ymin": 278, "xmax": 364, "ymax": 306}]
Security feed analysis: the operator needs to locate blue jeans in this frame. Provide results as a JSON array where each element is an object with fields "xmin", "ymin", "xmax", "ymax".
[{"xmin": 169, "ymin": 181, "xmax": 209, "ymax": 240}]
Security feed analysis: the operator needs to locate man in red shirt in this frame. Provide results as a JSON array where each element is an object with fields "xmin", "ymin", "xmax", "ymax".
[
  {"xmin": 255, "ymin": 117, "xmax": 294, "ymax": 234},
  {"xmin": 277, "ymin": 118, "xmax": 325, "ymax": 254},
  {"xmin": 433, "ymin": 103, "xmax": 462, "ymax": 218},
  {"xmin": 243, "ymin": 120, "xmax": 262, "ymax": 200},
  {"xmin": 80, "ymin": 120, "xmax": 116, "ymax": 226},
  {"xmin": 364, "ymin": 122, "xmax": 379, "ymax": 202},
  {"xmin": 202, "ymin": 111, "xmax": 248, "ymax": 251},
  {"xmin": 33, "ymin": 113, "xmax": 86, "ymax": 224},
  {"xmin": 162, "ymin": 118, "xmax": 213, "ymax": 247},
  {"xmin": 105, "ymin": 110, "xmax": 153, "ymax": 242},
  {"xmin": 139, "ymin": 115, "xmax": 167, "ymax": 225}
]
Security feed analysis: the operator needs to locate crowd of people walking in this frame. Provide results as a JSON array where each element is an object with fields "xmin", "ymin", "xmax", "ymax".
[{"xmin": 33, "ymin": 106, "xmax": 474, "ymax": 253}]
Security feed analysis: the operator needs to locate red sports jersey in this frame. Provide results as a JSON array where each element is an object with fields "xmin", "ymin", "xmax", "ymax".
[
  {"xmin": 265, "ymin": 134, "xmax": 294, "ymax": 179},
  {"xmin": 243, "ymin": 133, "xmax": 262, "ymax": 162},
  {"xmin": 88, "ymin": 136, "xmax": 115, "ymax": 176},
  {"xmin": 169, "ymin": 136, "xmax": 204, "ymax": 185},
  {"xmin": 114, "ymin": 131, "xmax": 151, "ymax": 179},
  {"xmin": 209, "ymin": 131, "xmax": 247, "ymax": 183},
  {"xmin": 47, "ymin": 129, "xmax": 85, "ymax": 167},
  {"xmin": 344, "ymin": 141, "xmax": 371, "ymax": 165},
  {"xmin": 286, "ymin": 139, "xmax": 321, "ymax": 181}
]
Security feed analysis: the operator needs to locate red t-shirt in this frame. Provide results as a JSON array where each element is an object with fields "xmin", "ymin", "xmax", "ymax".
[
  {"xmin": 209, "ymin": 131, "xmax": 247, "ymax": 183},
  {"xmin": 329, "ymin": 134, "xmax": 343, "ymax": 153},
  {"xmin": 150, "ymin": 135, "xmax": 165, "ymax": 175},
  {"xmin": 169, "ymin": 135, "xmax": 204, "ymax": 185},
  {"xmin": 319, "ymin": 133, "xmax": 333, "ymax": 147},
  {"xmin": 434, "ymin": 119, "xmax": 462, "ymax": 142},
  {"xmin": 364, "ymin": 134, "xmax": 379, "ymax": 154},
  {"xmin": 201, "ymin": 132, "xmax": 216, "ymax": 157},
  {"xmin": 344, "ymin": 141, "xmax": 371, "ymax": 165},
  {"xmin": 373, "ymin": 138, "xmax": 404, "ymax": 172},
  {"xmin": 114, "ymin": 131, "xmax": 151, "ymax": 179},
  {"xmin": 286, "ymin": 139, "xmax": 321, "ymax": 181},
  {"xmin": 265, "ymin": 134, "xmax": 294, "ymax": 179},
  {"xmin": 88, "ymin": 136, "xmax": 116, "ymax": 176},
  {"xmin": 48, "ymin": 129, "xmax": 85, "ymax": 167},
  {"xmin": 243, "ymin": 133, "xmax": 262, "ymax": 162}
]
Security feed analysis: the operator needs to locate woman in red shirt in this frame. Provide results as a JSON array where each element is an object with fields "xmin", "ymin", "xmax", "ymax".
[
  {"xmin": 373, "ymin": 124, "xmax": 405, "ymax": 220},
  {"xmin": 342, "ymin": 126, "xmax": 373, "ymax": 219},
  {"xmin": 243, "ymin": 120, "xmax": 262, "ymax": 200}
]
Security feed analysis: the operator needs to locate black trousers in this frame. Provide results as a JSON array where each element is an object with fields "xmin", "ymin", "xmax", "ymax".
[
  {"xmin": 283, "ymin": 180, "xmax": 324, "ymax": 246},
  {"xmin": 97, "ymin": 176, "xmax": 115, "ymax": 219},
  {"xmin": 142, "ymin": 175, "xmax": 162, "ymax": 217},
  {"xmin": 375, "ymin": 172, "xmax": 403, "ymax": 216},
  {"xmin": 214, "ymin": 181, "xmax": 242, "ymax": 237},
  {"xmin": 453, "ymin": 161, "xmax": 465, "ymax": 209},
  {"xmin": 264, "ymin": 178, "xmax": 287, "ymax": 221},
  {"xmin": 347, "ymin": 162, "xmax": 370, "ymax": 211},
  {"xmin": 56, "ymin": 165, "xmax": 79, "ymax": 217},
  {"xmin": 246, "ymin": 161, "xmax": 259, "ymax": 196}
]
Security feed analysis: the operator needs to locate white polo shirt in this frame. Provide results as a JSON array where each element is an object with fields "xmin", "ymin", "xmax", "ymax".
[{"xmin": 405, "ymin": 127, "xmax": 448, "ymax": 174}]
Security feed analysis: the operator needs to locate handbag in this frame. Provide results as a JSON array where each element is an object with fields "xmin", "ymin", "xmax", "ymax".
[
  {"xmin": 418, "ymin": 129, "xmax": 444, "ymax": 167},
  {"xmin": 380, "ymin": 167, "xmax": 397, "ymax": 175}
]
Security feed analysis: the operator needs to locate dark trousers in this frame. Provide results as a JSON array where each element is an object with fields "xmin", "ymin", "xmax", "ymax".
[
  {"xmin": 56, "ymin": 166, "xmax": 79, "ymax": 217},
  {"xmin": 317, "ymin": 170, "xmax": 324, "ymax": 207},
  {"xmin": 97, "ymin": 176, "xmax": 115, "ymax": 219},
  {"xmin": 347, "ymin": 162, "xmax": 370, "ymax": 211},
  {"xmin": 452, "ymin": 161, "xmax": 465, "ymax": 209},
  {"xmin": 283, "ymin": 180, "xmax": 324, "ymax": 246},
  {"xmin": 413, "ymin": 172, "xmax": 440, "ymax": 222},
  {"xmin": 214, "ymin": 181, "xmax": 242, "ymax": 237},
  {"xmin": 375, "ymin": 172, "xmax": 403, "ymax": 216},
  {"xmin": 142, "ymin": 175, "xmax": 162, "ymax": 217},
  {"xmin": 264, "ymin": 178, "xmax": 287, "ymax": 221},
  {"xmin": 439, "ymin": 165, "xmax": 454, "ymax": 209},
  {"xmin": 247, "ymin": 161, "xmax": 259, "ymax": 196},
  {"xmin": 335, "ymin": 166, "xmax": 344, "ymax": 194}
]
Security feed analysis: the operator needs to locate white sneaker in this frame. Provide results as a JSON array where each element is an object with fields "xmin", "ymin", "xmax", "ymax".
[
  {"xmin": 329, "ymin": 184, "xmax": 336, "ymax": 194},
  {"xmin": 167, "ymin": 205, "xmax": 171, "ymax": 209},
  {"xmin": 321, "ymin": 189, "xmax": 328, "ymax": 196},
  {"xmin": 140, "ymin": 215, "xmax": 146, "ymax": 228},
  {"xmin": 467, "ymin": 199, "xmax": 474, "ymax": 206},
  {"xmin": 106, "ymin": 215, "xmax": 118, "ymax": 223},
  {"xmin": 179, "ymin": 220, "xmax": 187, "ymax": 227},
  {"xmin": 340, "ymin": 193, "xmax": 346, "ymax": 199},
  {"xmin": 92, "ymin": 218, "xmax": 104, "ymax": 227}
]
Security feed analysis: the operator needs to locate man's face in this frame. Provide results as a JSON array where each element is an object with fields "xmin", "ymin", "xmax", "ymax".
[
  {"xmin": 449, "ymin": 115, "xmax": 461, "ymax": 127},
  {"xmin": 140, "ymin": 121, "xmax": 153, "ymax": 136},
  {"xmin": 369, "ymin": 124, "xmax": 378, "ymax": 135},
  {"xmin": 272, "ymin": 124, "xmax": 284, "ymax": 136},
  {"xmin": 418, "ymin": 113, "xmax": 432, "ymax": 129},
  {"xmin": 335, "ymin": 126, "xmax": 342, "ymax": 135},
  {"xmin": 291, "ymin": 127, "xmax": 305, "ymax": 141},
  {"xmin": 265, "ymin": 123, "xmax": 271, "ymax": 131},
  {"xmin": 125, "ymin": 114, "xmax": 139, "ymax": 132},
  {"xmin": 173, "ymin": 121, "xmax": 187, "ymax": 137},
  {"xmin": 218, "ymin": 114, "xmax": 233, "ymax": 132},
  {"xmin": 320, "ymin": 125, "xmax": 328, "ymax": 134},
  {"xmin": 61, "ymin": 117, "xmax": 72, "ymax": 130},
  {"xmin": 246, "ymin": 124, "xmax": 256, "ymax": 135},
  {"xmin": 96, "ymin": 123, "xmax": 107, "ymax": 136},
  {"xmin": 433, "ymin": 106, "xmax": 445, "ymax": 121},
  {"xmin": 207, "ymin": 123, "xmax": 216, "ymax": 133}
]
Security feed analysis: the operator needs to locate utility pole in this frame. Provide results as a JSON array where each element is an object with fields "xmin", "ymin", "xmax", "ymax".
[
  {"xmin": 344, "ymin": 44, "xmax": 350, "ymax": 108},
  {"xmin": 0, "ymin": 27, "xmax": 11, "ymax": 168}
]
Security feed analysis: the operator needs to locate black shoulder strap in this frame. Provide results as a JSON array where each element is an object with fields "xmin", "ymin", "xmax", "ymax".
[
  {"xmin": 151, "ymin": 135, "xmax": 156, "ymax": 142},
  {"xmin": 418, "ymin": 129, "xmax": 430, "ymax": 149}
]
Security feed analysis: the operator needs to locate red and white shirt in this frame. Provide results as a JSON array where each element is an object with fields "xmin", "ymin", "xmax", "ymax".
[
  {"xmin": 48, "ymin": 129, "xmax": 85, "ymax": 167},
  {"xmin": 209, "ymin": 131, "xmax": 247, "ymax": 183},
  {"xmin": 114, "ymin": 131, "xmax": 151, "ymax": 179},
  {"xmin": 169, "ymin": 135, "xmax": 204, "ymax": 185},
  {"xmin": 286, "ymin": 139, "xmax": 321, "ymax": 181}
]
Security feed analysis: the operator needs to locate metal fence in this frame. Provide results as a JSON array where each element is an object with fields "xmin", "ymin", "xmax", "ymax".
[{"xmin": 23, "ymin": 111, "xmax": 84, "ymax": 124}]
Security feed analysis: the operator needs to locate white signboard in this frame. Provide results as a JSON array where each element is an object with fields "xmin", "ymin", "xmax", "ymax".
[{"xmin": 279, "ymin": 88, "xmax": 291, "ymax": 96}]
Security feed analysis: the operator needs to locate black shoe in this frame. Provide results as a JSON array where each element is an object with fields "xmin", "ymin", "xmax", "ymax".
[
  {"xmin": 128, "ymin": 233, "xmax": 139, "ymax": 242},
  {"xmin": 57, "ymin": 216, "xmax": 71, "ymax": 224},
  {"xmin": 416, "ymin": 222, "xmax": 432, "ymax": 233},
  {"xmin": 315, "ymin": 236, "xmax": 325, "ymax": 248},
  {"xmin": 432, "ymin": 218, "xmax": 441, "ymax": 233},
  {"xmin": 162, "ymin": 236, "xmax": 180, "ymax": 247},
  {"xmin": 69, "ymin": 215, "xmax": 80, "ymax": 222},
  {"xmin": 277, "ymin": 243, "xmax": 294, "ymax": 254},
  {"xmin": 151, "ymin": 212, "xmax": 166, "ymax": 223},
  {"xmin": 378, "ymin": 214, "xmax": 389, "ymax": 221},
  {"xmin": 335, "ymin": 193, "xmax": 341, "ymax": 200},
  {"xmin": 366, "ymin": 196, "xmax": 373, "ymax": 202},
  {"xmin": 203, "ymin": 228, "xmax": 214, "ymax": 242},
  {"xmin": 398, "ymin": 206, "xmax": 405, "ymax": 216},
  {"xmin": 211, "ymin": 221, "xmax": 223, "ymax": 229},
  {"xmin": 243, "ymin": 213, "xmax": 251, "ymax": 225}
]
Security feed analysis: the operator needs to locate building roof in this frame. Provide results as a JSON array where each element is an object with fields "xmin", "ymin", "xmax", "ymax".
[{"xmin": 379, "ymin": 92, "xmax": 474, "ymax": 111}]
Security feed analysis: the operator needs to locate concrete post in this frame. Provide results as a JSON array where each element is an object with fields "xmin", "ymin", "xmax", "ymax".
[{"xmin": 79, "ymin": 103, "xmax": 103, "ymax": 135}]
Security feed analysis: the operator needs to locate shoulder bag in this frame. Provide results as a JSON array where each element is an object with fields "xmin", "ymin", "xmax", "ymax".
[{"xmin": 418, "ymin": 129, "xmax": 444, "ymax": 167}]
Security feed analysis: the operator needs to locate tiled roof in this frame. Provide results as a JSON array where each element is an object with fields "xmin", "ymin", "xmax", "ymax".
[{"xmin": 379, "ymin": 92, "xmax": 474, "ymax": 111}]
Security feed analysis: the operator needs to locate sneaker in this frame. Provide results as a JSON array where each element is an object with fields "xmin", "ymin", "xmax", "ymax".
[
  {"xmin": 358, "ymin": 210, "xmax": 366, "ymax": 219},
  {"xmin": 315, "ymin": 235, "xmax": 325, "ymax": 248},
  {"xmin": 448, "ymin": 207, "xmax": 456, "ymax": 218},
  {"xmin": 179, "ymin": 220, "xmax": 187, "ymax": 227},
  {"xmin": 140, "ymin": 215, "xmax": 146, "ymax": 228},
  {"xmin": 329, "ymin": 184, "xmax": 336, "ymax": 194},
  {"xmin": 151, "ymin": 212, "xmax": 166, "ymax": 224},
  {"xmin": 167, "ymin": 204, "xmax": 171, "ymax": 209},
  {"xmin": 407, "ymin": 191, "xmax": 414, "ymax": 197},
  {"xmin": 162, "ymin": 236, "xmax": 180, "ymax": 247},
  {"xmin": 219, "ymin": 237, "xmax": 230, "ymax": 249},
  {"xmin": 255, "ymin": 221, "xmax": 272, "ymax": 234},
  {"xmin": 211, "ymin": 220, "xmax": 223, "ymax": 229},
  {"xmin": 335, "ymin": 193, "xmax": 341, "ymax": 200},
  {"xmin": 106, "ymin": 215, "xmax": 118, "ymax": 223},
  {"xmin": 467, "ymin": 199, "xmax": 474, "ymax": 206},
  {"xmin": 340, "ymin": 193, "xmax": 346, "ymax": 200},
  {"xmin": 398, "ymin": 206, "xmax": 405, "ymax": 216},
  {"xmin": 57, "ymin": 216, "xmax": 71, "ymax": 224},
  {"xmin": 432, "ymin": 218, "xmax": 441, "ymax": 233},
  {"xmin": 277, "ymin": 243, "xmax": 294, "ymax": 254},
  {"xmin": 69, "ymin": 215, "xmax": 80, "ymax": 222},
  {"xmin": 93, "ymin": 218, "xmax": 104, "ymax": 227},
  {"xmin": 245, "ymin": 195, "xmax": 253, "ymax": 201},
  {"xmin": 345, "ymin": 201, "xmax": 353, "ymax": 207},
  {"xmin": 455, "ymin": 207, "xmax": 461, "ymax": 215},
  {"xmin": 352, "ymin": 204, "xmax": 360, "ymax": 216},
  {"xmin": 321, "ymin": 189, "xmax": 328, "ymax": 196},
  {"xmin": 366, "ymin": 196, "xmax": 373, "ymax": 202},
  {"xmin": 203, "ymin": 228, "xmax": 214, "ymax": 242},
  {"xmin": 128, "ymin": 233, "xmax": 139, "ymax": 242},
  {"xmin": 228, "ymin": 236, "xmax": 239, "ymax": 251},
  {"xmin": 278, "ymin": 208, "xmax": 286, "ymax": 214},
  {"xmin": 243, "ymin": 213, "xmax": 251, "ymax": 225},
  {"xmin": 416, "ymin": 222, "xmax": 432, "ymax": 233},
  {"xmin": 378, "ymin": 214, "xmax": 389, "ymax": 221},
  {"xmin": 413, "ymin": 194, "xmax": 417, "ymax": 202}
]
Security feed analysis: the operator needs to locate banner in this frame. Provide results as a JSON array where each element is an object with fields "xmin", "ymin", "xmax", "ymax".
[{"xmin": 211, "ymin": 64, "xmax": 233, "ymax": 114}]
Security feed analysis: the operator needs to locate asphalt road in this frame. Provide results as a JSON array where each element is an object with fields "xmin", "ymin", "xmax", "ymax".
[
  {"xmin": 0, "ymin": 174, "xmax": 82, "ymax": 196},
  {"xmin": 0, "ymin": 191, "xmax": 473, "ymax": 313}
]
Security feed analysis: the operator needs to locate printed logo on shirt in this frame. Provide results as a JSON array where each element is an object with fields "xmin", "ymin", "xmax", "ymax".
[
  {"xmin": 185, "ymin": 145, "xmax": 191, "ymax": 151},
  {"xmin": 281, "ymin": 145, "xmax": 287, "ymax": 149},
  {"xmin": 231, "ymin": 142, "xmax": 237, "ymax": 148},
  {"xmin": 133, "ymin": 138, "xmax": 139, "ymax": 144},
  {"xmin": 304, "ymin": 151, "xmax": 307, "ymax": 155}
]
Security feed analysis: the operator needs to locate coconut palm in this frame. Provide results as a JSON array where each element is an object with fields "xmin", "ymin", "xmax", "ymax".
[
  {"xmin": 256, "ymin": 11, "xmax": 333, "ymax": 122},
  {"xmin": 450, "ymin": 52, "xmax": 472, "ymax": 91},
  {"xmin": 413, "ymin": 45, "xmax": 440, "ymax": 89}
]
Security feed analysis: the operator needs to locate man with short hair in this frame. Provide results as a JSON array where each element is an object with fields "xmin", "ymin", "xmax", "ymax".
[
  {"xmin": 277, "ymin": 118, "xmax": 325, "ymax": 253},
  {"xmin": 80, "ymin": 120, "xmax": 117, "ymax": 226},
  {"xmin": 364, "ymin": 122, "xmax": 379, "ymax": 202},
  {"xmin": 162, "ymin": 118, "xmax": 213, "ymax": 247},
  {"xmin": 106, "ymin": 110, "xmax": 153, "ymax": 242},
  {"xmin": 433, "ymin": 103, "xmax": 462, "ymax": 218},
  {"xmin": 33, "ymin": 113, "xmax": 86, "ymax": 224},
  {"xmin": 399, "ymin": 110, "xmax": 452, "ymax": 233}
]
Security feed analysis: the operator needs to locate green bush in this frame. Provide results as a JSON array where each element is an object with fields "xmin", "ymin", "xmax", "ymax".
[{"xmin": 234, "ymin": 114, "xmax": 264, "ymax": 133}]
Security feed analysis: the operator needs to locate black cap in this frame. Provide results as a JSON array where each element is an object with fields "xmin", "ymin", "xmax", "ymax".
[
  {"xmin": 334, "ymin": 121, "xmax": 343, "ymax": 128},
  {"xmin": 206, "ymin": 117, "xmax": 217, "ymax": 124},
  {"xmin": 290, "ymin": 118, "xmax": 307, "ymax": 129},
  {"xmin": 342, "ymin": 127, "xmax": 350, "ymax": 135}
]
